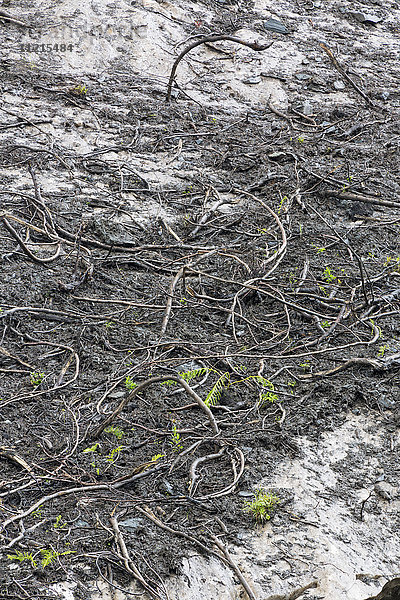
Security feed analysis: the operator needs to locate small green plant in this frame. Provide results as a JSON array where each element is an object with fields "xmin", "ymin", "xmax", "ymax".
[
  {"xmin": 297, "ymin": 136, "xmax": 305, "ymax": 143},
  {"xmin": 105, "ymin": 321, "xmax": 114, "ymax": 329},
  {"xmin": 125, "ymin": 376, "xmax": 137, "ymax": 390},
  {"xmin": 151, "ymin": 453, "xmax": 165, "ymax": 462},
  {"xmin": 377, "ymin": 344, "xmax": 389, "ymax": 358},
  {"xmin": 53, "ymin": 515, "xmax": 67, "ymax": 530},
  {"xmin": 243, "ymin": 489, "xmax": 280, "ymax": 523},
  {"xmin": 7, "ymin": 550, "xmax": 37, "ymax": 568},
  {"xmin": 311, "ymin": 244, "xmax": 326, "ymax": 254},
  {"xmin": 40, "ymin": 549, "xmax": 75, "ymax": 568},
  {"xmin": 7, "ymin": 549, "xmax": 75, "ymax": 569},
  {"xmin": 258, "ymin": 379, "xmax": 278, "ymax": 406},
  {"xmin": 369, "ymin": 319, "xmax": 382, "ymax": 338},
  {"xmin": 104, "ymin": 425, "xmax": 125, "ymax": 440},
  {"xmin": 30, "ymin": 371, "xmax": 45, "ymax": 386},
  {"xmin": 384, "ymin": 256, "xmax": 400, "ymax": 272},
  {"xmin": 83, "ymin": 443, "xmax": 99, "ymax": 454},
  {"xmin": 72, "ymin": 83, "xmax": 87, "ymax": 96},
  {"xmin": 170, "ymin": 423, "xmax": 183, "ymax": 451},
  {"xmin": 322, "ymin": 266, "xmax": 336, "ymax": 283},
  {"xmin": 321, "ymin": 320, "xmax": 331, "ymax": 329},
  {"xmin": 299, "ymin": 360, "xmax": 311, "ymax": 373},
  {"xmin": 278, "ymin": 195, "xmax": 288, "ymax": 214},
  {"xmin": 106, "ymin": 445, "xmax": 124, "ymax": 462},
  {"xmin": 205, "ymin": 372, "xmax": 230, "ymax": 406}
]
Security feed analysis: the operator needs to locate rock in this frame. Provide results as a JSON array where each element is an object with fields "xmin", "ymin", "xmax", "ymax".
[
  {"xmin": 120, "ymin": 517, "xmax": 143, "ymax": 532},
  {"xmin": 302, "ymin": 100, "xmax": 313, "ymax": 116},
  {"xmin": 374, "ymin": 481, "xmax": 397, "ymax": 500},
  {"xmin": 243, "ymin": 75, "xmax": 261, "ymax": 85},
  {"xmin": 333, "ymin": 80, "xmax": 345, "ymax": 90},
  {"xmin": 352, "ymin": 12, "xmax": 382, "ymax": 25},
  {"xmin": 263, "ymin": 17, "xmax": 289, "ymax": 35},
  {"xmin": 364, "ymin": 578, "xmax": 400, "ymax": 600}
]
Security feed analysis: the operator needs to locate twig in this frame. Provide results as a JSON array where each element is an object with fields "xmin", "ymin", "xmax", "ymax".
[
  {"xmin": 89, "ymin": 375, "xmax": 219, "ymax": 439},
  {"xmin": 210, "ymin": 534, "xmax": 258, "ymax": 600},
  {"xmin": 167, "ymin": 35, "xmax": 273, "ymax": 101},
  {"xmin": 109, "ymin": 514, "xmax": 164, "ymax": 600},
  {"xmin": 0, "ymin": 10, "xmax": 29, "ymax": 27},
  {"xmin": 188, "ymin": 448, "xmax": 225, "ymax": 496},
  {"xmin": 0, "ymin": 465, "xmax": 163, "ymax": 533},
  {"xmin": 319, "ymin": 42, "xmax": 374, "ymax": 107},
  {"xmin": 324, "ymin": 189, "xmax": 400, "ymax": 209}
]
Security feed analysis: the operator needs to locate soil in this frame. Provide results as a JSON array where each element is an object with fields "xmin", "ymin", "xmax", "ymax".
[{"xmin": 0, "ymin": 0, "xmax": 399, "ymax": 599}]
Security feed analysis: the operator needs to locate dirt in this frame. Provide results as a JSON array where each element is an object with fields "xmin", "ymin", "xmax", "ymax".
[{"xmin": 0, "ymin": 0, "xmax": 399, "ymax": 599}]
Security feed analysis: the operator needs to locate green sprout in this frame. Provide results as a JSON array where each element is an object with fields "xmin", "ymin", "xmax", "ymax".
[
  {"xmin": 259, "ymin": 379, "xmax": 278, "ymax": 406},
  {"xmin": 106, "ymin": 445, "xmax": 124, "ymax": 463},
  {"xmin": 7, "ymin": 551, "xmax": 37, "ymax": 568},
  {"xmin": 377, "ymin": 344, "xmax": 389, "ymax": 358},
  {"xmin": 322, "ymin": 266, "xmax": 336, "ymax": 283},
  {"xmin": 125, "ymin": 376, "xmax": 137, "ymax": 390},
  {"xmin": 243, "ymin": 489, "xmax": 280, "ymax": 523},
  {"xmin": 170, "ymin": 423, "xmax": 183, "ymax": 452},
  {"xmin": 53, "ymin": 515, "xmax": 67, "ymax": 530},
  {"xmin": 30, "ymin": 371, "xmax": 45, "ymax": 386},
  {"xmin": 104, "ymin": 425, "xmax": 125, "ymax": 440}
]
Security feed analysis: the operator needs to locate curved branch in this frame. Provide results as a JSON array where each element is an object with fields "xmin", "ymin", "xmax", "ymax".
[
  {"xmin": 166, "ymin": 35, "xmax": 273, "ymax": 101},
  {"xmin": 89, "ymin": 375, "xmax": 219, "ymax": 439}
]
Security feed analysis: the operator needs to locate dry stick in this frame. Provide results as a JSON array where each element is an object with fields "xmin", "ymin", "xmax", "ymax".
[
  {"xmin": 0, "ymin": 465, "xmax": 163, "ymax": 535},
  {"xmin": 188, "ymin": 448, "xmax": 225, "ymax": 496},
  {"xmin": 1, "ymin": 216, "xmax": 61, "ymax": 263},
  {"xmin": 226, "ymin": 189, "xmax": 288, "ymax": 326},
  {"xmin": 324, "ymin": 189, "xmax": 400, "ymax": 210},
  {"xmin": 265, "ymin": 580, "xmax": 318, "ymax": 600},
  {"xmin": 0, "ymin": 10, "xmax": 29, "ymax": 27},
  {"xmin": 137, "ymin": 505, "xmax": 257, "ymax": 600},
  {"xmin": 196, "ymin": 447, "xmax": 245, "ymax": 500},
  {"xmin": 109, "ymin": 515, "xmax": 164, "ymax": 600},
  {"xmin": 89, "ymin": 375, "xmax": 219, "ymax": 440},
  {"xmin": 210, "ymin": 535, "xmax": 258, "ymax": 600},
  {"xmin": 166, "ymin": 35, "xmax": 273, "ymax": 101},
  {"xmin": 300, "ymin": 352, "xmax": 400, "ymax": 379},
  {"xmin": 160, "ymin": 249, "xmax": 218, "ymax": 336},
  {"xmin": 319, "ymin": 42, "xmax": 374, "ymax": 107}
]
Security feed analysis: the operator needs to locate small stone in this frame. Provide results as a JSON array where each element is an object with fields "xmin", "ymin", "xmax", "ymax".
[
  {"xmin": 263, "ymin": 17, "xmax": 289, "ymax": 35},
  {"xmin": 295, "ymin": 72, "xmax": 311, "ymax": 81},
  {"xmin": 120, "ymin": 517, "xmax": 143, "ymax": 532},
  {"xmin": 238, "ymin": 491, "xmax": 255, "ymax": 498},
  {"xmin": 333, "ymin": 80, "xmax": 345, "ymax": 90},
  {"xmin": 74, "ymin": 519, "xmax": 90, "ymax": 528},
  {"xmin": 375, "ymin": 481, "xmax": 397, "ymax": 500},
  {"xmin": 352, "ymin": 12, "xmax": 382, "ymax": 25},
  {"xmin": 302, "ymin": 100, "xmax": 313, "ymax": 116},
  {"xmin": 243, "ymin": 75, "xmax": 261, "ymax": 85}
]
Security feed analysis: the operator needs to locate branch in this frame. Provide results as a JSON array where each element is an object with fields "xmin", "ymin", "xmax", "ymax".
[{"xmin": 167, "ymin": 35, "xmax": 273, "ymax": 101}]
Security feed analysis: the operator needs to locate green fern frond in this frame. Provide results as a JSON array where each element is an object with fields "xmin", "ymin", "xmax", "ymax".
[
  {"xmin": 205, "ymin": 372, "xmax": 230, "ymax": 407},
  {"xmin": 178, "ymin": 367, "xmax": 209, "ymax": 382}
]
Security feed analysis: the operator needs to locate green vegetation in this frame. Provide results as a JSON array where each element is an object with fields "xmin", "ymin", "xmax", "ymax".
[
  {"xmin": 104, "ymin": 425, "xmax": 125, "ymax": 439},
  {"xmin": 7, "ymin": 548, "xmax": 75, "ymax": 569},
  {"xmin": 125, "ymin": 375, "xmax": 137, "ymax": 390},
  {"xmin": 30, "ymin": 371, "xmax": 45, "ymax": 386},
  {"xmin": 243, "ymin": 489, "xmax": 280, "ymax": 523}
]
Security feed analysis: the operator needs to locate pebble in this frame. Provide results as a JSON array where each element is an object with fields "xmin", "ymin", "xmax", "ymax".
[
  {"xmin": 333, "ymin": 80, "xmax": 345, "ymax": 90},
  {"xmin": 243, "ymin": 75, "xmax": 261, "ymax": 85},
  {"xmin": 302, "ymin": 100, "xmax": 313, "ymax": 116}
]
